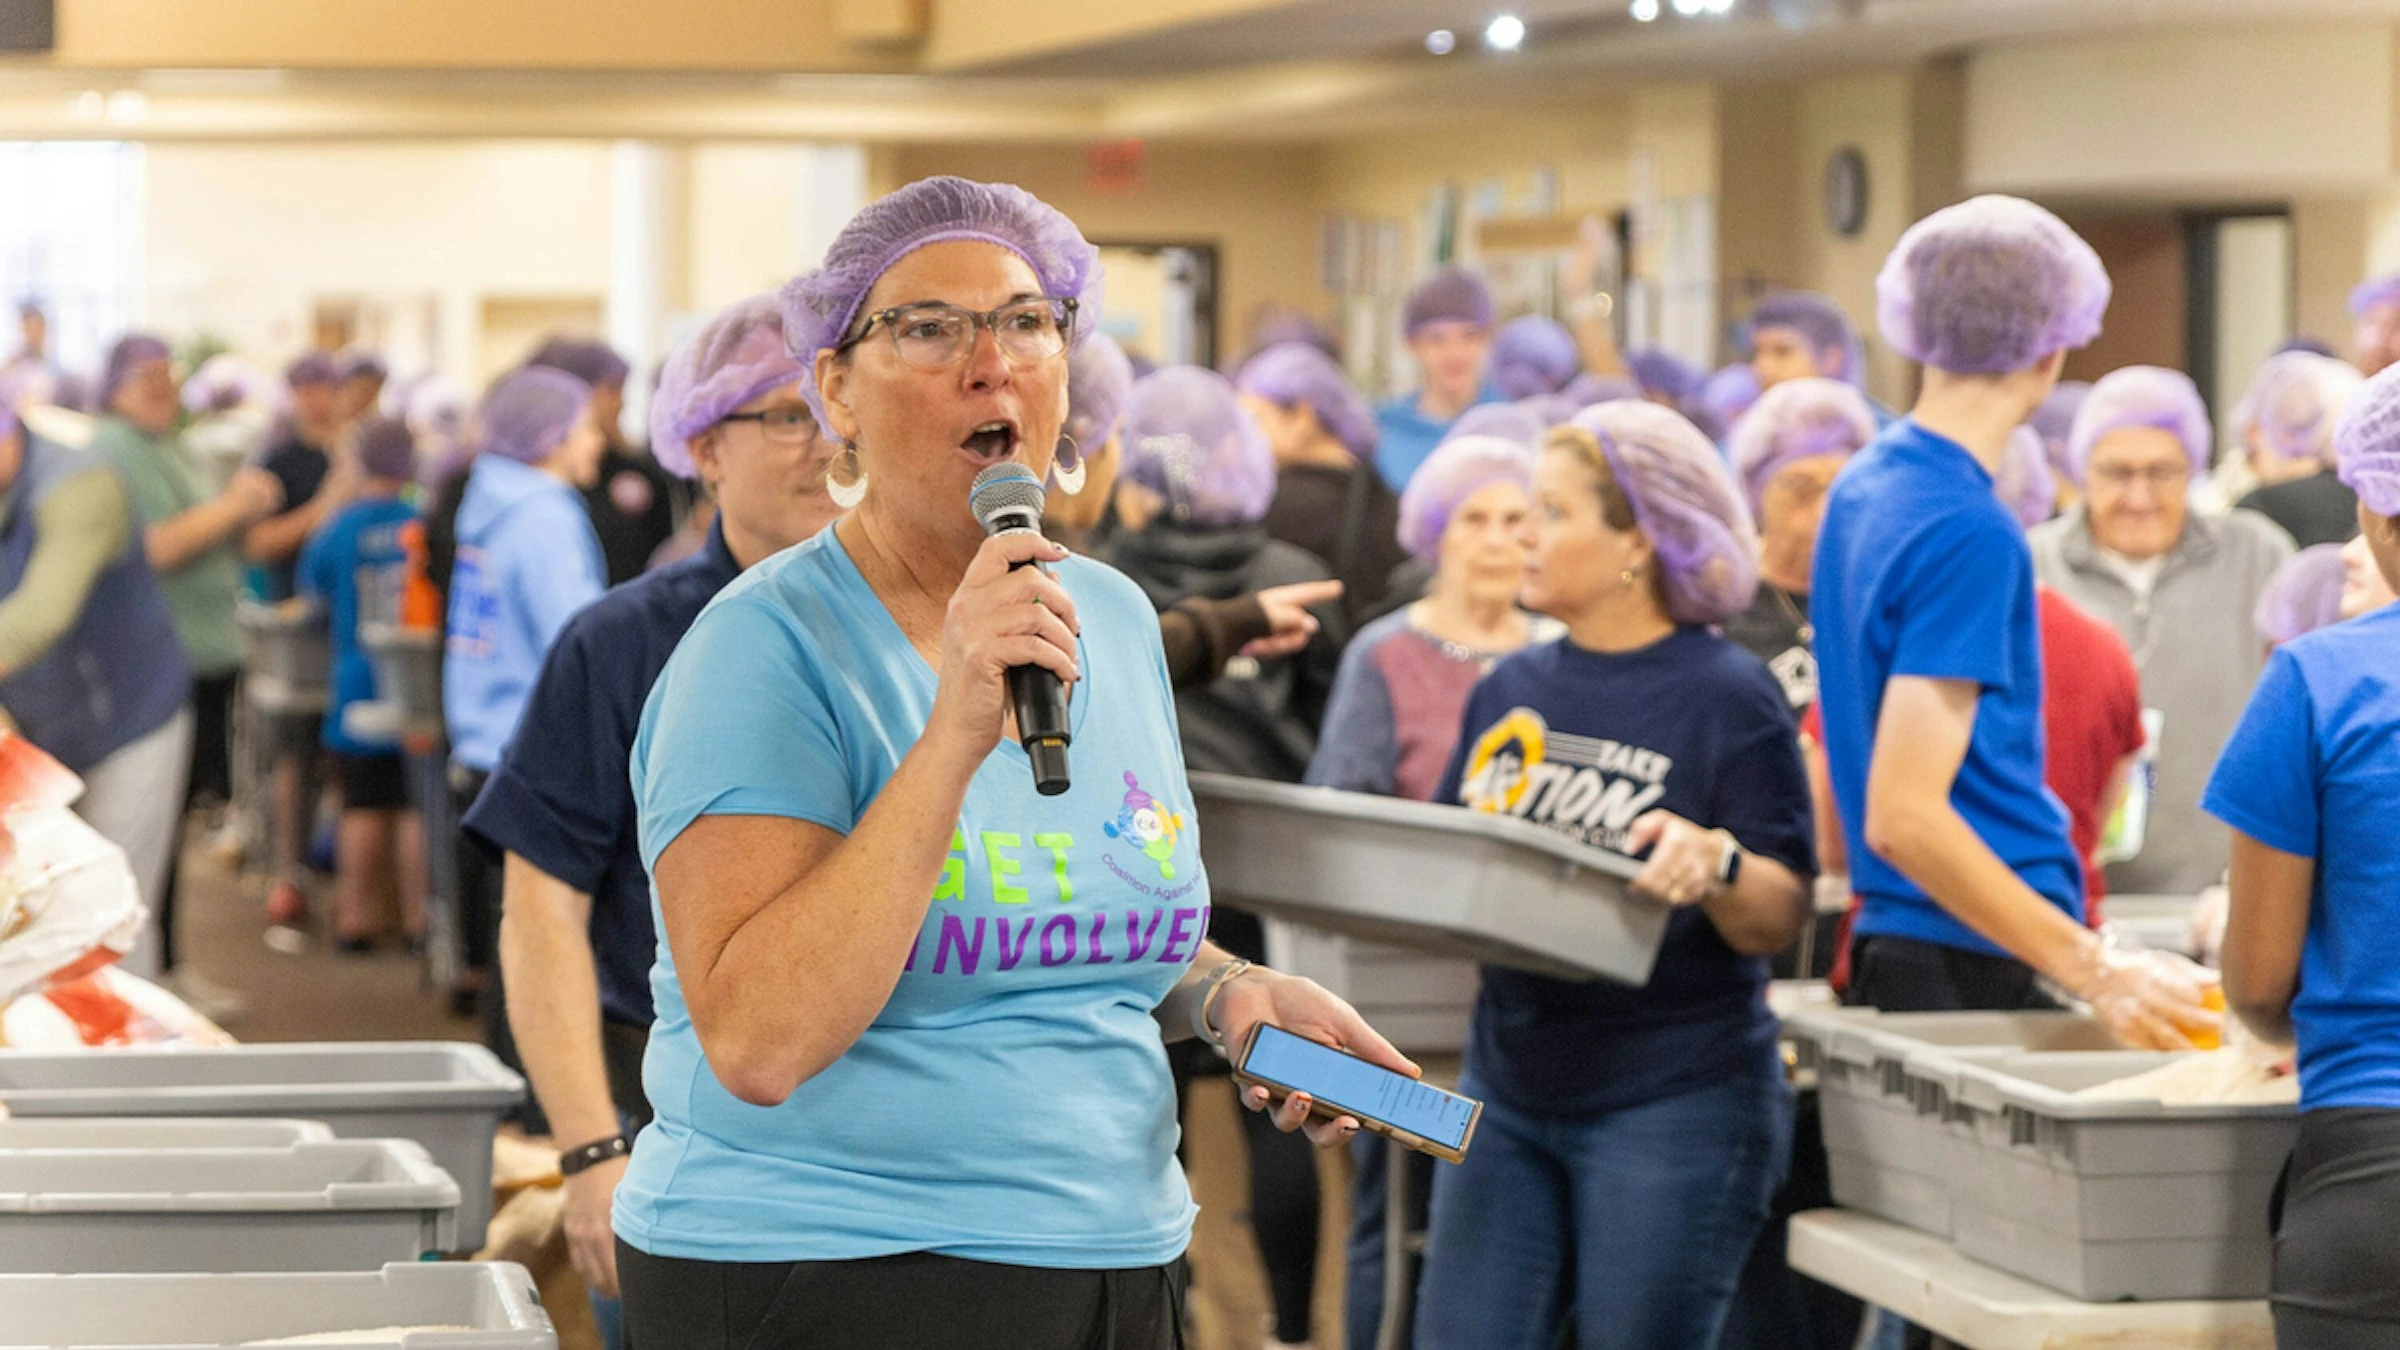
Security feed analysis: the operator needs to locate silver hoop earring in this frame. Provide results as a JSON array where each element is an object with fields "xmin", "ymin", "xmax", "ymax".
[
  {"xmin": 1052, "ymin": 435, "xmax": 1087, "ymax": 497},
  {"xmin": 828, "ymin": 440, "xmax": 869, "ymax": 510}
]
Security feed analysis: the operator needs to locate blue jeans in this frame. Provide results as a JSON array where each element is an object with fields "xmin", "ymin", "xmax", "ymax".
[
  {"xmin": 1413, "ymin": 1067, "xmax": 1794, "ymax": 1350},
  {"xmin": 1345, "ymin": 1134, "xmax": 1435, "ymax": 1350}
]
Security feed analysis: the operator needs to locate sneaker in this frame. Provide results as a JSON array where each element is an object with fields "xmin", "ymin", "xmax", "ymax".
[{"xmin": 164, "ymin": 969, "xmax": 249, "ymax": 1025}]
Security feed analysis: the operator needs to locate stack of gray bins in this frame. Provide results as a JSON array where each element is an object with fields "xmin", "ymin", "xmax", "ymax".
[
  {"xmin": 1782, "ymin": 1006, "xmax": 2296, "ymax": 1300},
  {"xmin": 0, "ymin": 1262, "xmax": 556, "ymax": 1347}
]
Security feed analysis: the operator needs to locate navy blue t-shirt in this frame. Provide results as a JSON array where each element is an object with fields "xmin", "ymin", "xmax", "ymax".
[
  {"xmin": 462, "ymin": 521, "xmax": 742, "ymax": 1027},
  {"xmin": 1812, "ymin": 419, "xmax": 2082, "ymax": 958},
  {"xmin": 1435, "ymin": 628, "xmax": 1815, "ymax": 1116}
]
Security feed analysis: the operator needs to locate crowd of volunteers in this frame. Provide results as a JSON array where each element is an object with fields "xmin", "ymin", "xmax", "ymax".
[{"xmin": 2, "ymin": 168, "xmax": 2396, "ymax": 1350}]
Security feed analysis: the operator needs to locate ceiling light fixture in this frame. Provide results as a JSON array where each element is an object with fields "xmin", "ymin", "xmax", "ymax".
[
  {"xmin": 1426, "ymin": 28, "xmax": 1457, "ymax": 55},
  {"xmin": 1629, "ymin": 0, "xmax": 1661, "ymax": 17},
  {"xmin": 1484, "ymin": 14, "xmax": 1526, "ymax": 50},
  {"xmin": 1703, "ymin": 0, "xmax": 1737, "ymax": 12},
  {"xmin": 1672, "ymin": 0, "xmax": 1705, "ymax": 13},
  {"xmin": 103, "ymin": 90, "xmax": 147, "ymax": 123}
]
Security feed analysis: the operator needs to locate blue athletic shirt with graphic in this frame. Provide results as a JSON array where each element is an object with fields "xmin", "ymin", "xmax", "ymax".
[{"xmin": 619, "ymin": 526, "xmax": 1206, "ymax": 1267}]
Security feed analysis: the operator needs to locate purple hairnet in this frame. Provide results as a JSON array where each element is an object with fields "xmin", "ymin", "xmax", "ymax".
[
  {"xmin": 1489, "ymin": 316, "xmax": 1580, "ymax": 399},
  {"xmin": 2277, "ymin": 336, "xmax": 2337, "ymax": 359},
  {"xmin": 1118, "ymin": 367, "xmax": 1276, "ymax": 528},
  {"xmin": 181, "ymin": 353, "xmax": 265, "ymax": 416},
  {"xmin": 528, "ymin": 337, "xmax": 630, "ymax": 391},
  {"xmin": 2347, "ymin": 275, "xmax": 2400, "ymax": 317},
  {"xmin": 1746, "ymin": 292, "xmax": 1864, "ymax": 387},
  {"xmin": 1397, "ymin": 434, "xmax": 1536, "ymax": 561},
  {"xmin": 648, "ymin": 294, "xmax": 806, "ymax": 479},
  {"xmin": 354, "ymin": 415, "xmax": 417, "ymax": 482},
  {"xmin": 2333, "ymin": 360, "xmax": 2400, "ymax": 516},
  {"xmin": 1402, "ymin": 265, "xmax": 1493, "ymax": 336},
  {"xmin": 1234, "ymin": 341, "xmax": 1377, "ymax": 459},
  {"xmin": 1627, "ymin": 348, "xmax": 1704, "ymax": 406},
  {"xmin": 1690, "ymin": 364, "xmax": 1761, "ymax": 443},
  {"xmin": 1877, "ymin": 195, "xmax": 2111, "ymax": 375},
  {"xmin": 1516, "ymin": 393, "xmax": 1579, "ymax": 430},
  {"xmin": 1442, "ymin": 400, "xmax": 1547, "ymax": 450},
  {"xmin": 2234, "ymin": 351, "xmax": 2362, "ymax": 468},
  {"xmin": 286, "ymin": 353, "xmax": 338, "ymax": 388},
  {"xmin": 1067, "ymin": 330, "xmax": 1135, "ymax": 454},
  {"xmin": 2253, "ymin": 544, "xmax": 2351, "ymax": 645},
  {"xmin": 2068, "ymin": 366, "xmax": 2211, "ymax": 485},
  {"xmin": 1561, "ymin": 372, "xmax": 1640, "ymax": 409},
  {"xmin": 779, "ymin": 176, "xmax": 1104, "ymax": 429},
  {"xmin": 100, "ymin": 334, "xmax": 170, "ymax": 409},
  {"xmin": 473, "ymin": 366, "xmax": 592, "ymax": 466},
  {"xmin": 1997, "ymin": 425, "xmax": 2058, "ymax": 530},
  {"xmin": 1728, "ymin": 377, "xmax": 1877, "ymax": 516},
  {"xmin": 1566, "ymin": 400, "xmax": 1760, "ymax": 624},
  {"xmin": 2029, "ymin": 380, "xmax": 2091, "ymax": 481},
  {"xmin": 338, "ymin": 350, "xmax": 388, "ymax": 384},
  {"xmin": 1245, "ymin": 308, "xmax": 1339, "ymax": 362}
]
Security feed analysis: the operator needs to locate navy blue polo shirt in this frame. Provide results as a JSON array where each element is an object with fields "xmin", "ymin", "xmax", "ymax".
[
  {"xmin": 1811, "ymin": 418, "xmax": 2082, "ymax": 958},
  {"xmin": 463, "ymin": 521, "xmax": 742, "ymax": 1027}
]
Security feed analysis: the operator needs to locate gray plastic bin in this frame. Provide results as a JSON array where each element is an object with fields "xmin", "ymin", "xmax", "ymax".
[
  {"xmin": 0, "ymin": 1138, "xmax": 459, "ymax": 1273},
  {"xmin": 0, "ymin": 1042, "xmax": 523, "ymax": 1250},
  {"xmin": 1189, "ymin": 773, "xmax": 1659, "ymax": 985},
  {"xmin": 1264, "ymin": 921, "xmax": 1477, "ymax": 1055},
  {"xmin": 238, "ymin": 602, "xmax": 331, "ymax": 714},
  {"xmin": 1913, "ymin": 1049, "xmax": 2297, "ymax": 1300},
  {"xmin": 360, "ymin": 623, "xmax": 444, "ymax": 739},
  {"xmin": 0, "ymin": 1260, "xmax": 554, "ymax": 1348},
  {"xmin": 1781, "ymin": 1008, "xmax": 2120, "ymax": 1237},
  {"xmin": 0, "ymin": 1117, "xmax": 333, "ymax": 1150}
]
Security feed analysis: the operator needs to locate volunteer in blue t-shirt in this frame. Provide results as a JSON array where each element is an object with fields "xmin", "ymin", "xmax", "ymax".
[
  {"xmin": 1811, "ymin": 195, "xmax": 2217, "ymax": 1046},
  {"xmin": 613, "ymin": 177, "xmax": 1409, "ymax": 1350},
  {"xmin": 1413, "ymin": 403, "xmax": 1816, "ymax": 1350},
  {"xmin": 296, "ymin": 414, "xmax": 424, "ymax": 951},
  {"xmin": 2208, "ymin": 364, "xmax": 2400, "ymax": 1346},
  {"xmin": 1373, "ymin": 266, "xmax": 1504, "ymax": 493}
]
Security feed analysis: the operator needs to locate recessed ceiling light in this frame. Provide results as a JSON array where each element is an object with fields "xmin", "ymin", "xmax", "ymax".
[
  {"xmin": 1630, "ymin": 0, "xmax": 1661, "ymax": 17},
  {"xmin": 1703, "ymin": 0, "xmax": 1737, "ymax": 13},
  {"xmin": 1484, "ymin": 14, "xmax": 1526, "ymax": 50},
  {"xmin": 1426, "ymin": 28, "xmax": 1457, "ymax": 55},
  {"xmin": 1672, "ymin": 0, "xmax": 1705, "ymax": 13}
]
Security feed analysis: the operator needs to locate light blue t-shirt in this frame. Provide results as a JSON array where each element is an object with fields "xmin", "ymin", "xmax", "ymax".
[
  {"xmin": 1372, "ymin": 385, "xmax": 1505, "ymax": 493},
  {"xmin": 2202, "ymin": 602, "xmax": 2400, "ymax": 1112},
  {"xmin": 442, "ymin": 455, "xmax": 606, "ymax": 772},
  {"xmin": 617, "ymin": 527, "xmax": 1208, "ymax": 1267}
]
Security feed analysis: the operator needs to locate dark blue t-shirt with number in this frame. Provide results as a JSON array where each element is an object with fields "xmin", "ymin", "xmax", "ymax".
[{"xmin": 1435, "ymin": 627, "xmax": 1815, "ymax": 1116}]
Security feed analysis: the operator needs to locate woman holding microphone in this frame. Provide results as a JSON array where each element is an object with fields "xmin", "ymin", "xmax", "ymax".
[{"xmin": 617, "ymin": 176, "xmax": 1408, "ymax": 1348}]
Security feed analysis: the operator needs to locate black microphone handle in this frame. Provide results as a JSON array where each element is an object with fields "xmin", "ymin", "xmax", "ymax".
[{"xmin": 1000, "ymin": 546, "xmax": 1073, "ymax": 796}]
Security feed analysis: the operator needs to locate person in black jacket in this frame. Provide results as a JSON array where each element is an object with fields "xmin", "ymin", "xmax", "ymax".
[{"xmin": 1237, "ymin": 341, "xmax": 1407, "ymax": 627}]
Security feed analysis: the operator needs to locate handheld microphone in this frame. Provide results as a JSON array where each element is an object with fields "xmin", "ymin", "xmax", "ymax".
[{"xmin": 969, "ymin": 463, "xmax": 1073, "ymax": 796}]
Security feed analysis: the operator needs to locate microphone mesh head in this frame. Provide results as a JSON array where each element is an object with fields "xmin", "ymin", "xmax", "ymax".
[{"xmin": 970, "ymin": 462, "xmax": 1048, "ymax": 531}]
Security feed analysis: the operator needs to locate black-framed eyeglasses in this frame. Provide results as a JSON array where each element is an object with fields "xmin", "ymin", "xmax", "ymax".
[
  {"xmin": 837, "ymin": 297, "xmax": 1078, "ymax": 370},
  {"xmin": 718, "ymin": 406, "xmax": 820, "ymax": 443}
]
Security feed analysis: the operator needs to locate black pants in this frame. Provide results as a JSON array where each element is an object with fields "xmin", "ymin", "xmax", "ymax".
[
  {"xmin": 151, "ymin": 672, "xmax": 242, "ymax": 973},
  {"xmin": 2270, "ymin": 1108, "xmax": 2400, "ymax": 1348},
  {"xmin": 617, "ymin": 1244, "xmax": 1187, "ymax": 1350},
  {"xmin": 1841, "ymin": 934, "xmax": 2061, "ymax": 1013}
]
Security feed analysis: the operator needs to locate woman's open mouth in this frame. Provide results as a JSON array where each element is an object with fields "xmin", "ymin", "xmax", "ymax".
[{"xmin": 960, "ymin": 420, "xmax": 1018, "ymax": 465}]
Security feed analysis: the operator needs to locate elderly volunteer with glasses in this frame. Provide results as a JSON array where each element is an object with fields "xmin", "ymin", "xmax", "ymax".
[{"xmin": 614, "ymin": 177, "xmax": 1409, "ymax": 1350}]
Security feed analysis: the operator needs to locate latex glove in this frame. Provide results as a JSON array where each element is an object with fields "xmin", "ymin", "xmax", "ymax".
[{"xmin": 2077, "ymin": 941, "xmax": 2224, "ymax": 1051}]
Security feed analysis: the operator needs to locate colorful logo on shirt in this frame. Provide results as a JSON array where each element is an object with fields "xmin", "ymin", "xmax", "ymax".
[
  {"xmin": 1460, "ymin": 706, "xmax": 1674, "ymax": 853},
  {"xmin": 1103, "ymin": 771, "xmax": 1186, "ymax": 879}
]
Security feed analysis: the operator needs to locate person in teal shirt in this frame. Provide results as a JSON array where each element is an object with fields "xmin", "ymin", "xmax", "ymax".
[
  {"xmin": 615, "ymin": 175, "xmax": 1407, "ymax": 1350},
  {"xmin": 1373, "ymin": 265, "xmax": 1503, "ymax": 493}
]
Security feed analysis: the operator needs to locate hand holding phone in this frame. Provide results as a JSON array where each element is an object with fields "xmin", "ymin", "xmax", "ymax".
[{"xmin": 1233, "ymin": 1023, "xmax": 1483, "ymax": 1163}]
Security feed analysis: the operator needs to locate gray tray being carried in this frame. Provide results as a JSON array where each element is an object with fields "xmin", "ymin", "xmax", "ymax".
[
  {"xmin": 0, "ymin": 1138, "xmax": 459, "ymax": 1273},
  {"xmin": 0, "ymin": 1260, "xmax": 554, "ymax": 1348},
  {"xmin": 1188, "ymin": 773, "xmax": 1659, "ymax": 985}
]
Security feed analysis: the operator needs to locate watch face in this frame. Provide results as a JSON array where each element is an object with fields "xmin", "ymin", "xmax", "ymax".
[{"xmin": 1825, "ymin": 147, "xmax": 1869, "ymax": 238}]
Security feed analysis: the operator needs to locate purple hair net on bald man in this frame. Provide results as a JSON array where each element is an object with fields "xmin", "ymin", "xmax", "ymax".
[
  {"xmin": 1403, "ymin": 265, "xmax": 1494, "ymax": 336},
  {"xmin": 2349, "ymin": 275, "xmax": 2400, "ymax": 318},
  {"xmin": 2029, "ymin": 380, "xmax": 2091, "ymax": 482},
  {"xmin": 1627, "ymin": 348, "xmax": 1705, "ymax": 407},
  {"xmin": 286, "ymin": 353, "xmax": 339, "ymax": 389},
  {"xmin": 648, "ymin": 294, "xmax": 807, "ymax": 479},
  {"xmin": 1878, "ymin": 195, "xmax": 2111, "ymax": 376},
  {"xmin": 1728, "ymin": 377, "xmax": 1877, "ymax": 516},
  {"xmin": 1235, "ymin": 342, "xmax": 1377, "ymax": 460},
  {"xmin": 1443, "ymin": 400, "xmax": 1547, "ymax": 450},
  {"xmin": 1118, "ymin": 367, "xmax": 1276, "ymax": 528},
  {"xmin": 2254, "ymin": 544, "xmax": 2351, "ymax": 646},
  {"xmin": 1067, "ymin": 330, "xmax": 1136, "ymax": 455},
  {"xmin": 528, "ymin": 338, "xmax": 630, "ymax": 391},
  {"xmin": 2068, "ymin": 366, "xmax": 2211, "ymax": 485},
  {"xmin": 1997, "ymin": 425, "xmax": 2058, "ymax": 530},
  {"xmin": 2234, "ymin": 351, "xmax": 2362, "ymax": 470},
  {"xmin": 1747, "ymin": 292, "xmax": 1864, "ymax": 387},
  {"xmin": 474, "ymin": 366, "xmax": 591, "ymax": 466},
  {"xmin": 1566, "ymin": 400, "xmax": 1760, "ymax": 624},
  {"xmin": 354, "ymin": 415, "xmax": 417, "ymax": 483},
  {"xmin": 2334, "ymin": 360, "xmax": 2400, "ymax": 517},
  {"xmin": 779, "ymin": 176, "xmax": 1105, "ymax": 428},
  {"xmin": 1690, "ymin": 364, "xmax": 1760, "ymax": 443},
  {"xmin": 1489, "ymin": 316, "xmax": 1580, "ymax": 399},
  {"xmin": 1397, "ymin": 434, "xmax": 1536, "ymax": 561},
  {"xmin": 339, "ymin": 351, "xmax": 388, "ymax": 384},
  {"xmin": 100, "ymin": 335, "xmax": 170, "ymax": 408}
]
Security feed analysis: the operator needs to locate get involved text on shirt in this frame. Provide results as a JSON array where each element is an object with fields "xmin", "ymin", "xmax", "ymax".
[{"xmin": 1437, "ymin": 629, "xmax": 1814, "ymax": 1117}]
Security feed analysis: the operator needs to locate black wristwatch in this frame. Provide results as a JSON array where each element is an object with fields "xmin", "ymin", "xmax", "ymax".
[
  {"xmin": 1715, "ymin": 832, "xmax": 1743, "ymax": 889},
  {"xmin": 559, "ymin": 1133, "xmax": 632, "ymax": 1177}
]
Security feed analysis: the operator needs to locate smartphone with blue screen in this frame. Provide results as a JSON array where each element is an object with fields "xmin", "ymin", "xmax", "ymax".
[{"xmin": 1233, "ymin": 1023, "xmax": 1483, "ymax": 1163}]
